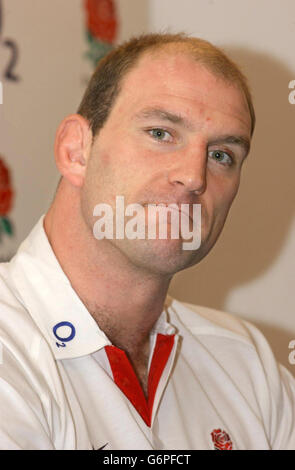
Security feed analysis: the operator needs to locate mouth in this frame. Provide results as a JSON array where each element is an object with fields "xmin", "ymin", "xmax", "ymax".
[{"xmin": 144, "ymin": 203, "xmax": 193, "ymax": 222}]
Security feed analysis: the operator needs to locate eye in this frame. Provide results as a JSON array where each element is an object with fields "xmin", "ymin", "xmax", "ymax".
[
  {"xmin": 148, "ymin": 128, "xmax": 173, "ymax": 143},
  {"xmin": 208, "ymin": 150, "xmax": 233, "ymax": 166}
]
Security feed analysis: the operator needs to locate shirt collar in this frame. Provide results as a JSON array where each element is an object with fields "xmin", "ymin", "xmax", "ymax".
[{"xmin": 9, "ymin": 216, "xmax": 175, "ymax": 360}]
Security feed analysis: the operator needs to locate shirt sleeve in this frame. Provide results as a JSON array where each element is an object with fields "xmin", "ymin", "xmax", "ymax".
[
  {"xmin": 0, "ymin": 341, "xmax": 55, "ymax": 449},
  {"xmin": 244, "ymin": 320, "xmax": 295, "ymax": 450}
]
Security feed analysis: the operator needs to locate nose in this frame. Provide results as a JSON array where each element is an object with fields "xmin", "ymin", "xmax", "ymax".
[{"xmin": 168, "ymin": 144, "xmax": 207, "ymax": 195}]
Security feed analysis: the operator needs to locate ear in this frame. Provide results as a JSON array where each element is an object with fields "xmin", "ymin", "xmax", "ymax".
[{"xmin": 54, "ymin": 114, "xmax": 93, "ymax": 187}]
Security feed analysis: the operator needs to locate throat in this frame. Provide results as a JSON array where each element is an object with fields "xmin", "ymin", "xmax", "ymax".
[
  {"xmin": 127, "ymin": 351, "xmax": 150, "ymax": 398},
  {"xmin": 84, "ymin": 302, "xmax": 164, "ymax": 398}
]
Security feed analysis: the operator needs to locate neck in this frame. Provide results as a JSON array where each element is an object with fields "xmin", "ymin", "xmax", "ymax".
[{"xmin": 44, "ymin": 182, "xmax": 172, "ymax": 354}]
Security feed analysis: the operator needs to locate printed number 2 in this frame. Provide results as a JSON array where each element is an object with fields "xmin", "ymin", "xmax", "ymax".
[
  {"xmin": 3, "ymin": 39, "xmax": 19, "ymax": 81},
  {"xmin": 0, "ymin": 0, "xmax": 20, "ymax": 82}
]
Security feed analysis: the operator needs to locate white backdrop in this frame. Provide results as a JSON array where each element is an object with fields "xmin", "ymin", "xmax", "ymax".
[{"xmin": 0, "ymin": 0, "xmax": 294, "ymax": 371}]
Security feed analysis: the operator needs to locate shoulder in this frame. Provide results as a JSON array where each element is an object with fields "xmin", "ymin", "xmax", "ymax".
[
  {"xmin": 0, "ymin": 261, "xmax": 62, "ymax": 408},
  {"xmin": 167, "ymin": 296, "xmax": 261, "ymax": 347},
  {"xmin": 166, "ymin": 296, "xmax": 293, "ymax": 387},
  {"xmin": 0, "ymin": 262, "xmax": 75, "ymax": 448},
  {"xmin": 0, "ymin": 261, "xmax": 42, "ymax": 352}
]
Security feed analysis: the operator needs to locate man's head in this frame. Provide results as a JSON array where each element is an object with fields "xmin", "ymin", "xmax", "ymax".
[{"xmin": 53, "ymin": 33, "xmax": 253, "ymax": 276}]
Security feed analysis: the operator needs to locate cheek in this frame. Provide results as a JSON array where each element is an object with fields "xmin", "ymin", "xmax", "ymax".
[
  {"xmin": 89, "ymin": 148, "xmax": 141, "ymax": 205},
  {"xmin": 209, "ymin": 175, "xmax": 240, "ymax": 216},
  {"xmin": 223, "ymin": 181, "xmax": 239, "ymax": 208},
  {"xmin": 98, "ymin": 149, "xmax": 112, "ymax": 168}
]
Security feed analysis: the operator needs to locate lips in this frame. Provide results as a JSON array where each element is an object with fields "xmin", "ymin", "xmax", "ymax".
[{"xmin": 145, "ymin": 203, "xmax": 193, "ymax": 221}]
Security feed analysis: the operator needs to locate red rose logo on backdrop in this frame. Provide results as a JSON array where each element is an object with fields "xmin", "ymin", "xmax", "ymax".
[
  {"xmin": 211, "ymin": 429, "xmax": 233, "ymax": 450},
  {"xmin": 0, "ymin": 157, "xmax": 14, "ymax": 240},
  {"xmin": 83, "ymin": 0, "xmax": 118, "ymax": 67},
  {"xmin": 85, "ymin": 0, "xmax": 117, "ymax": 42}
]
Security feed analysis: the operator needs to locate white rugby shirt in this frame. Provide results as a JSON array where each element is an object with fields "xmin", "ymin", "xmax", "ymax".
[{"xmin": 0, "ymin": 216, "xmax": 294, "ymax": 450}]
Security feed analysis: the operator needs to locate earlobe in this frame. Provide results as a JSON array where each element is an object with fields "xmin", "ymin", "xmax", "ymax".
[{"xmin": 54, "ymin": 114, "xmax": 92, "ymax": 188}]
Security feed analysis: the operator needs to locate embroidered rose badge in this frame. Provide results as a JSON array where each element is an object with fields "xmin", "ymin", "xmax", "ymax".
[{"xmin": 211, "ymin": 428, "xmax": 233, "ymax": 450}]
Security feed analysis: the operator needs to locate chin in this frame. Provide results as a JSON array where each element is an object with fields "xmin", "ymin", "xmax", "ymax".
[{"xmin": 116, "ymin": 237, "xmax": 208, "ymax": 276}]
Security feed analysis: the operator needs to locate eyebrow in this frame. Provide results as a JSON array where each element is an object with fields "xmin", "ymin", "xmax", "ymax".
[
  {"xmin": 134, "ymin": 107, "xmax": 194, "ymax": 130},
  {"xmin": 209, "ymin": 135, "xmax": 251, "ymax": 156},
  {"xmin": 134, "ymin": 106, "xmax": 251, "ymax": 155}
]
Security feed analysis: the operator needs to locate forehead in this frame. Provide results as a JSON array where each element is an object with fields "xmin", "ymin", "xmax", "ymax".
[{"xmin": 111, "ymin": 50, "xmax": 251, "ymax": 135}]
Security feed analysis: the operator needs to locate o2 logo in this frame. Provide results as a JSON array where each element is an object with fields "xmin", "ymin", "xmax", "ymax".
[
  {"xmin": 53, "ymin": 321, "xmax": 76, "ymax": 348},
  {"xmin": 0, "ymin": 0, "xmax": 20, "ymax": 82}
]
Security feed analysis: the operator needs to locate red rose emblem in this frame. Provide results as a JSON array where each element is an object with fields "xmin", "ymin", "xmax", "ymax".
[
  {"xmin": 211, "ymin": 428, "xmax": 233, "ymax": 450},
  {"xmin": 0, "ymin": 158, "xmax": 13, "ymax": 216},
  {"xmin": 84, "ymin": 0, "xmax": 117, "ymax": 43}
]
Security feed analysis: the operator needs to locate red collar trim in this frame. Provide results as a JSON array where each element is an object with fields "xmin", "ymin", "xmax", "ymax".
[{"xmin": 105, "ymin": 333, "xmax": 175, "ymax": 427}]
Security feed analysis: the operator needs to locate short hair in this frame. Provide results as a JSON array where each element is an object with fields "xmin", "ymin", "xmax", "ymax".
[{"xmin": 77, "ymin": 33, "xmax": 255, "ymax": 137}]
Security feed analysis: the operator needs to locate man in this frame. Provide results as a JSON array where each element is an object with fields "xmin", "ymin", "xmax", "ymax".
[{"xmin": 0, "ymin": 33, "xmax": 294, "ymax": 450}]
